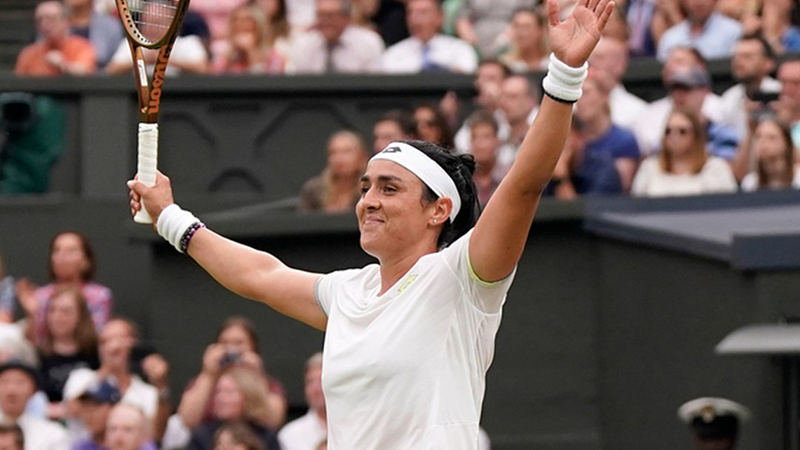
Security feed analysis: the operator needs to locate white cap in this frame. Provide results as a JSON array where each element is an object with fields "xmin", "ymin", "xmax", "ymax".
[
  {"xmin": 678, "ymin": 397, "xmax": 752, "ymax": 424},
  {"xmin": 62, "ymin": 368, "xmax": 99, "ymax": 401}
]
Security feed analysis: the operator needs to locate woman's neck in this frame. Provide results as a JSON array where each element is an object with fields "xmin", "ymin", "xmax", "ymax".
[
  {"xmin": 52, "ymin": 337, "xmax": 78, "ymax": 355},
  {"xmin": 378, "ymin": 239, "xmax": 437, "ymax": 296},
  {"xmin": 669, "ymin": 153, "xmax": 695, "ymax": 174}
]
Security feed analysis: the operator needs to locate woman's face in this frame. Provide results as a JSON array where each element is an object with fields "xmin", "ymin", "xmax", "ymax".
[
  {"xmin": 231, "ymin": 10, "xmax": 259, "ymax": 47},
  {"xmin": 214, "ymin": 375, "xmax": 245, "ymax": 421},
  {"xmin": 754, "ymin": 121, "xmax": 790, "ymax": 179},
  {"xmin": 218, "ymin": 325, "xmax": 254, "ymax": 355},
  {"xmin": 46, "ymin": 292, "xmax": 80, "ymax": 340},
  {"xmin": 51, "ymin": 233, "xmax": 89, "ymax": 282},
  {"xmin": 414, "ymin": 108, "xmax": 442, "ymax": 144},
  {"xmin": 664, "ymin": 113, "xmax": 695, "ymax": 156},
  {"xmin": 327, "ymin": 135, "xmax": 366, "ymax": 179},
  {"xmin": 510, "ymin": 11, "xmax": 541, "ymax": 50}
]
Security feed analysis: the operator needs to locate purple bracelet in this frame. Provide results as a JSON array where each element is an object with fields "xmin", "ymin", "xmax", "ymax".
[{"xmin": 179, "ymin": 221, "xmax": 206, "ymax": 254}]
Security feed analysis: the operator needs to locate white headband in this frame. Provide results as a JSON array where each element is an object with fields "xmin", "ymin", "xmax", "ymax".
[{"xmin": 371, "ymin": 142, "xmax": 461, "ymax": 223}]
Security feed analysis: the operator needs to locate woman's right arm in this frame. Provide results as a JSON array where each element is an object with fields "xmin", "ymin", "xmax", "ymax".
[{"xmin": 128, "ymin": 173, "xmax": 327, "ymax": 331}]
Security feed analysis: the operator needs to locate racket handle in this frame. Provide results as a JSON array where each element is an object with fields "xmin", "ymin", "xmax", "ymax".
[{"xmin": 134, "ymin": 123, "xmax": 158, "ymax": 224}]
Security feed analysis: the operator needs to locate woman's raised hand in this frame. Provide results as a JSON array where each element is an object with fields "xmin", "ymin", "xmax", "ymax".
[{"xmin": 547, "ymin": 0, "xmax": 615, "ymax": 67}]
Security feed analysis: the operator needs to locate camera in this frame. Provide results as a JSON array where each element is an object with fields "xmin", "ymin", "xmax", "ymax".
[
  {"xmin": 220, "ymin": 351, "xmax": 241, "ymax": 367},
  {"xmin": 746, "ymin": 89, "xmax": 780, "ymax": 105}
]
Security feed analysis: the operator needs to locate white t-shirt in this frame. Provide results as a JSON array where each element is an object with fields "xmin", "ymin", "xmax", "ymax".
[
  {"xmin": 315, "ymin": 229, "xmax": 514, "ymax": 450},
  {"xmin": 740, "ymin": 169, "xmax": 800, "ymax": 191},
  {"xmin": 277, "ymin": 410, "xmax": 327, "ymax": 450},
  {"xmin": 381, "ymin": 35, "xmax": 478, "ymax": 74},
  {"xmin": 631, "ymin": 156, "xmax": 738, "ymax": 197},
  {"xmin": 0, "ymin": 414, "xmax": 70, "ymax": 450},
  {"xmin": 108, "ymin": 35, "xmax": 208, "ymax": 76}
]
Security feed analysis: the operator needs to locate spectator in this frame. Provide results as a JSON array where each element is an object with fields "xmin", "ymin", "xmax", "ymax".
[
  {"xmin": 625, "ymin": 0, "xmax": 659, "ymax": 58},
  {"xmin": 496, "ymin": 7, "xmax": 549, "ymax": 73},
  {"xmin": 277, "ymin": 352, "xmax": 326, "ymax": 450},
  {"xmin": 286, "ymin": 0, "xmax": 317, "ymax": 30},
  {"xmin": 382, "ymin": 0, "xmax": 477, "ymax": 74},
  {"xmin": 413, "ymin": 104, "xmax": 455, "ymax": 149},
  {"xmin": 453, "ymin": 59, "xmax": 511, "ymax": 153},
  {"xmin": 454, "ymin": 0, "xmax": 534, "ymax": 57},
  {"xmin": 213, "ymin": 422, "xmax": 266, "ymax": 450},
  {"xmin": 0, "ymin": 252, "xmax": 15, "ymax": 323},
  {"xmin": 719, "ymin": 34, "xmax": 781, "ymax": 137},
  {"xmin": 15, "ymin": 1, "xmax": 96, "ymax": 76},
  {"xmin": 36, "ymin": 286, "xmax": 100, "ymax": 417},
  {"xmin": 189, "ymin": 0, "xmax": 249, "ymax": 47},
  {"xmin": 289, "ymin": 0, "xmax": 385, "ymax": 73},
  {"xmin": 105, "ymin": 403, "xmax": 150, "ymax": 450},
  {"xmin": 774, "ymin": 58, "xmax": 800, "ymax": 147},
  {"xmin": 678, "ymin": 397, "xmax": 751, "ymax": 450},
  {"xmin": 657, "ymin": 0, "xmax": 743, "ymax": 61},
  {"xmin": 187, "ymin": 367, "xmax": 280, "ymax": 450},
  {"xmin": 16, "ymin": 231, "xmax": 113, "ymax": 342},
  {"xmin": 632, "ymin": 109, "xmax": 738, "ymax": 197},
  {"xmin": 64, "ymin": 0, "xmax": 123, "ymax": 69},
  {"xmin": 299, "ymin": 130, "xmax": 370, "ymax": 212},
  {"xmin": 497, "ymin": 75, "xmax": 539, "ymax": 168},
  {"xmin": 466, "ymin": 110, "xmax": 505, "ymax": 207},
  {"xmin": 212, "ymin": 5, "xmax": 285, "ymax": 74},
  {"xmin": 72, "ymin": 378, "xmax": 122, "ymax": 450},
  {"xmin": 373, "ymin": 110, "xmax": 416, "ymax": 154},
  {"xmin": 741, "ymin": 0, "xmax": 800, "ymax": 55},
  {"xmin": 249, "ymin": 0, "xmax": 294, "ymax": 56},
  {"xmin": 0, "ymin": 360, "xmax": 69, "ymax": 450},
  {"xmin": 740, "ymin": 119, "xmax": 800, "ymax": 191},
  {"xmin": 588, "ymin": 37, "xmax": 648, "ymax": 131},
  {"xmin": 178, "ymin": 317, "xmax": 288, "ymax": 437},
  {"xmin": 0, "ymin": 424, "xmax": 24, "ymax": 450},
  {"xmin": 574, "ymin": 70, "xmax": 640, "ymax": 191}
]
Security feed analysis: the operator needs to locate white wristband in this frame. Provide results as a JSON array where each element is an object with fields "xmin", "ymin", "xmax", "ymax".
[
  {"xmin": 541, "ymin": 53, "xmax": 589, "ymax": 103},
  {"xmin": 156, "ymin": 204, "xmax": 200, "ymax": 253}
]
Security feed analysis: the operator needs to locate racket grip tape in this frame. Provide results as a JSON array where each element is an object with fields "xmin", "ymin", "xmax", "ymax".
[{"xmin": 134, "ymin": 123, "xmax": 159, "ymax": 224}]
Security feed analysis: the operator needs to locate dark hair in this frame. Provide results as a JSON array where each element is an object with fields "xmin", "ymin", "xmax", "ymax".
[
  {"xmin": 413, "ymin": 104, "xmax": 455, "ymax": 150},
  {"xmin": 402, "ymin": 140, "xmax": 479, "ymax": 249},
  {"xmin": 377, "ymin": 110, "xmax": 417, "ymax": 138},
  {"xmin": 213, "ymin": 422, "xmax": 266, "ymax": 450},
  {"xmin": 41, "ymin": 285, "xmax": 98, "ymax": 357},
  {"xmin": 467, "ymin": 109, "xmax": 499, "ymax": 134},
  {"xmin": 739, "ymin": 33, "xmax": 775, "ymax": 61},
  {"xmin": 0, "ymin": 424, "xmax": 24, "ymax": 449},
  {"xmin": 106, "ymin": 316, "xmax": 140, "ymax": 341},
  {"xmin": 216, "ymin": 316, "xmax": 261, "ymax": 355},
  {"xmin": 47, "ymin": 231, "xmax": 95, "ymax": 282},
  {"xmin": 478, "ymin": 58, "xmax": 511, "ymax": 78}
]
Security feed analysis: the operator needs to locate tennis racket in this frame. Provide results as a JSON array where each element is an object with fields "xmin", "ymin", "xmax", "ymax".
[{"xmin": 115, "ymin": 0, "xmax": 191, "ymax": 223}]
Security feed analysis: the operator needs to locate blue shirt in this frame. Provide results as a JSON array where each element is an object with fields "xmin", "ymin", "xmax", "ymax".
[
  {"xmin": 783, "ymin": 27, "xmax": 800, "ymax": 53},
  {"xmin": 545, "ymin": 152, "xmax": 622, "ymax": 196},
  {"xmin": 585, "ymin": 124, "xmax": 641, "ymax": 161},
  {"xmin": 657, "ymin": 13, "xmax": 743, "ymax": 61}
]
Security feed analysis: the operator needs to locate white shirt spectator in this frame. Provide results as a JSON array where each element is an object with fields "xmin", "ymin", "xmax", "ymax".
[
  {"xmin": 108, "ymin": 35, "xmax": 208, "ymax": 76},
  {"xmin": 610, "ymin": 84, "xmax": 648, "ymax": 131},
  {"xmin": 63, "ymin": 368, "xmax": 159, "ymax": 419},
  {"xmin": 631, "ymin": 156, "xmax": 738, "ymax": 197},
  {"xmin": 286, "ymin": 0, "xmax": 316, "ymax": 30},
  {"xmin": 740, "ymin": 170, "xmax": 800, "ymax": 191},
  {"xmin": 277, "ymin": 410, "xmax": 327, "ymax": 450},
  {"xmin": 633, "ymin": 94, "xmax": 725, "ymax": 156},
  {"xmin": 718, "ymin": 77, "xmax": 782, "ymax": 136},
  {"xmin": 289, "ymin": 26, "xmax": 385, "ymax": 74},
  {"xmin": 0, "ymin": 413, "xmax": 70, "ymax": 450},
  {"xmin": 382, "ymin": 35, "xmax": 478, "ymax": 74}
]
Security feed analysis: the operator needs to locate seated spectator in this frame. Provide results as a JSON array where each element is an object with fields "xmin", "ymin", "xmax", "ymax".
[
  {"xmin": 277, "ymin": 352, "xmax": 326, "ymax": 450},
  {"xmin": 465, "ymin": 110, "xmax": 506, "ymax": 207},
  {"xmin": 0, "ymin": 252, "xmax": 15, "ymax": 323},
  {"xmin": 214, "ymin": 421, "xmax": 267, "ymax": 450},
  {"xmin": 289, "ymin": 0, "xmax": 384, "ymax": 74},
  {"xmin": 453, "ymin": 59, "xmax": 511, "ymax": 153},
  {"xmin": 740, "ymin": 119, "xmax": 800, "ymax": 191},
  {"xmin": 16, "ymin": 231, "xmax": 113, "ymax": 341},
  {"xmin": 15, "ymin": 1, "xmax": 96, "ymax": 76},
  {"xmin": 299, "ymin": 130, "xmax": 369, "ymax": 212},
  {"xmin": 105, "ymin": 403, "xmax": 150, "ymax": 450},
  {"xmin": 547, "ymin": 120, "xmax": 622, "ymax": 200},
  {"xmin": 72, "ymin": 378, "xmax": 122, "ymax": 449},
  {"xmin": 0, "ymin": 424, "xmax": 24, "ymax": 450},
  {"xmin": 413, "ymin": 104, "xmax": 455, "ymax": 150},
  {"xmin": 286, "ymin": 0, "xmax": 316, "ymax": 30},
  {"xmin": 373, "ymin": 110, "xmax": 416, "ymax": 154},
  {"xmin": 178, "ymin": 317, "xmax": 288, "ymax": 438},
  {"xmin": 740, "ymin": 0, "xmax": 800, "ymax": 55},
  {"xmin": 189, "ymin": 0, "xmax": 249, "ymax": 49},
  {"xmin": 382, "ymin": 0, "xmax": 477, "ymax": 74},
  {"xmin": 588, "ymin": 37, "xmax": 648, "ymax": 131},
  {"xmin": 632, "ymin": 110, "xmax": 738, "ymax": 197},
  {"xmin": 496, "ymin": 8, "xmax": 549, "ymax": 73},
  {"xmin": 0, "ymin": 93, "xmax": 66, "ymax": 195},
  {"xmin": 250, "ymin": 0, "xmax": 294, "ymax": 56},
  {"xmin": 678, "ymin": 397, "xmax": 751, "ymax": 450},
  {"xmin": 65, "ymin": 0, "xmax": 123, "ymax": 69},
  {"xmin": 496, "ymin": 75, "xmax": 539, "ymax": 167},
  {"xmin": 187, "ymin": 367, "xmax": 280, "ymax": 450},
  {"xmin": 212, "ymin": 5, "xmax": 285, "ymax": 74},
  {"xmin": 626, "ymin": 0, "xmax": 660, "ymax": 58},
  {"xmin": 0, "ymin": 360, "xmax": 69, "ymax": 450},
  {"xmin": 35, "ymin": 286, "xmax": 99, "ymax": 418},
  {"xmin": 719, "ymin": 34, "xmax": 781, "ymax": 137},
  {"xmin": 774, "ymin": 58, "xmax": 800, "ymax": 148},
  {"xmin": 454, "ymin": 0, "xmax": 533, "ymax": 57},
  {"xmin": 657, "ymin": 0, "xmax": 743, "ymax": 61},
  {"xmin": 574, "ymin": 70, "xmax": 641, "ymax": 191}
]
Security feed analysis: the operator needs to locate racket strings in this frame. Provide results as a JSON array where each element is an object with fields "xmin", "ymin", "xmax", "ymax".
[{"xmin": 129, "ymin": 0, "xmax": 179, "ymax": 43}]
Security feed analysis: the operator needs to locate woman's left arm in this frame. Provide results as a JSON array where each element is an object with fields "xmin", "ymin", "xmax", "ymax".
[{"xmin": 470, "ymin": 0, "xmax": 614, "ymax": 282}]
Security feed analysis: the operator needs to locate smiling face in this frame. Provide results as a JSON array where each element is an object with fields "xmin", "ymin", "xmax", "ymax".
[{"xmin": 213, "ymin": 374, "xmax": 246, "ymax": 421}]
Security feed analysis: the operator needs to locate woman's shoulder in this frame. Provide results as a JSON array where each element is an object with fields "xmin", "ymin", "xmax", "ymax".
[{"xmin": 702, "ymin": 156, "xmax": 734, "ymax": 173}]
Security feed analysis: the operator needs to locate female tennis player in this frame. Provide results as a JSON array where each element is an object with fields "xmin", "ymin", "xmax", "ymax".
[{"xmin": 128, "ymin": 0, "xmax": 613, "ymax": 447}]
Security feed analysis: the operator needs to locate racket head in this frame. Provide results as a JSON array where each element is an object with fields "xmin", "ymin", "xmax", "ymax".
[{"xmin": 115, "ymin": 0, "xmax": 188, "ymax": 49}]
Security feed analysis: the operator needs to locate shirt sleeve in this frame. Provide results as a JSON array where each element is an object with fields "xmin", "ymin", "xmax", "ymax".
[
  {"xmin": 440, "ymin": 229, "xmax": 515, "ymax": 314},
  {"xmin": 314, "ymin": 269, "xmax": 360, "ymax": 316}
]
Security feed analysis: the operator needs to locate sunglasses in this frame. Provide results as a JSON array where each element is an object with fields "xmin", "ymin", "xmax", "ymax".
[{"xmin": 665, "ymin": 126, "xmax": 692, "ymax": 136}]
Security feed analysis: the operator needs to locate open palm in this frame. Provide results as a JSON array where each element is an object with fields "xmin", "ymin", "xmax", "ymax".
[{"xmin": 547, "ymin": 0, "xmax": 615, "ymax": 67}]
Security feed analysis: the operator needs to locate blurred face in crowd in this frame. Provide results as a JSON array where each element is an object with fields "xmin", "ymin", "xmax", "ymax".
[
  {"xmin": 670, "ymin": 84, "xmax": 707, "ymax": 115},
  {"xmin": 0, "ymin": 370, "xmax": 35, "ymax": 419},
  {"xmin": 373, "ymin": 120, "xmax": 406, "ymax": 153},
  {"xmin": 36, "ymin": 2, "xmax": 69, "ymax": 42},
  {"xmin": 99, "ymin": 320, "xmax": 135, "ymax": 371},
  {"xmin": 0, "ymin": 431, "xmax": 22, "ymax": 450},
  {"xmin": 588, "ymin": 37, "xmax": 627, "ymax": 83},
  {"xmin": 414, "ymin": 107, "xmax": 444, "ymax": 144},
  {"xmin": 78, "ymin": 399, "xmax": 113, "ymax": 439},
  {"xmin": 328, "ymin": 133, "xmax": 368, "ymax": 179},
  {"xmin": 63, "ymin": 0, "xmax": 92, "ymax": 12},
  {"xmin": 682, "ymin": 0, "xmax": 717, "ymax": 23},
  {"xmin": 46, "ymin": 290, "xmax": 81, "ymax": 340},
  {"xmin": 218, "ymin": 324, "xmax": 255, "ymax": 355},
  {"xmin": 778, "ymin": 61, "xmax": 800, "ymax": 104},
  {"xmin": 754, "ymin": 120, "xmax": 792, "ymax": 181},
  {"xmin": 105, "ymin": 404, "xmax": 147, "ymax": 450},
  {"xmin": 317, "ymin": 0, "xmax": 349, "ymax": 43},
  {"xmin": 474, "ymin": 62, "xmax": 506, "ymax": 109},
  {"xmin": 732, "ymin": 39, "xmax": 773, "ymax": 84},
  {"xmin": 230, "ymin": 8, "xmax": 261, "ymax": 49},
  {"xmin": 575, "ymin": 78, "xmax": 609, "ymax": 123},
  {"xmin": 51, "ymin": 233, "xmax": 90, "ymax": 282},
  {"xmin": 500, "ymin": 76, "xmax": 536, "ymax": 124},
  {"xmin": 407, "ymin": 0, "xmax": 443, "ymax": 43},
  {"xmin": 256, "ymin": 0, "xmax": 280, "ymax": 19},
  {"xmin": 664, "ymin": 112, "xmax": 696, "ymax": 157},
  {"xmin": 470, "ymin": 123, "xmax": 500, "ymax": 167},
  {"xmin": 663, "ymin": 48, "xmax": 703, "ymax": 84},
  {"xmin": 214, "ymin": 374, "xmax": 246, "ymax": 420},
  {"xmin": 305, "ymin": 363, "xmax": 325, "ymax": 412},
  {"xmin": 510, "ymin": 10, "xmax": 544, "ymax": 53}
]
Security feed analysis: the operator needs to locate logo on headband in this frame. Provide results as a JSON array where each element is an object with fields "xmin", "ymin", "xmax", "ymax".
[{"xmin": 382, "ymin": 146, "xmax": 402, "ymax": 153}]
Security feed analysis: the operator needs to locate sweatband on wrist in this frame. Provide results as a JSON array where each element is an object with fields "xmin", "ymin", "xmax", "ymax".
[
  {"xmin": 541, "ymin": 53, "xmax": 589, "ymax": 103},
  {"xmin": 156, "ymin": 204, "xmax": 201, "ymax": 253},
  {"xmin": 371, "ymin": 142, "xmax": 461, "ymax": 222}
]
